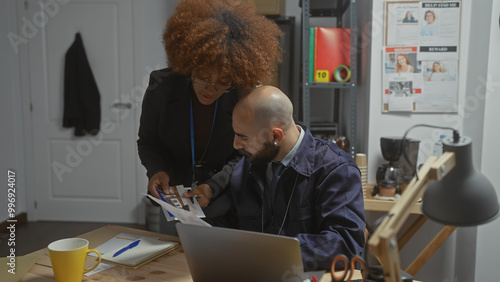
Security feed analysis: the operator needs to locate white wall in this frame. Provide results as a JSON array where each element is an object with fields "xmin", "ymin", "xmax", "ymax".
[
  {"xmin": 366, "ymin": 0, "xmax": 471, "ymax": 185},
  {"xmin": 454, "ymin": 0, "xmax": 493, "ymax": 280},
  {"xmin": 475, "ymin": 0, "xmax": 500, "ymax": 280},
  {"xmin": 1, "ymin": 0, "xmax": 27, "ymax": 222},
  {"xmin": 363, "ymin": 0, "xmax": 480, "ymax": 281},
  {"xmin": 363, "ymin": 0, "xmax": 500, "ymax": 281}
]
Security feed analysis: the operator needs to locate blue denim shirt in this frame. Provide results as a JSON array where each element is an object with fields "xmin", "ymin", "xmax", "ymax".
[{"xmin": 229, "ymin": 127, "xmax": 366, "ymax": 271}]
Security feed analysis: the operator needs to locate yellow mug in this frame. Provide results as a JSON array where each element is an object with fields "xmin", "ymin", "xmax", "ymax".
[{"xmin": 48, "ymin": 238, "xmax": 101, "ymax": 282}]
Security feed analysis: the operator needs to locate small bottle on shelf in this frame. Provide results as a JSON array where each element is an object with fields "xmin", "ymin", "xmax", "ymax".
[{"xmin": 432, "ymin": 134, "xmax": 447, "ymax": 157}]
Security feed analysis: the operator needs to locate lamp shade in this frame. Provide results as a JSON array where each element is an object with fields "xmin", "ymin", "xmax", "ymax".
[{"xmin": 422, "ymin": 136, "xmax": 500, "ymax": 226}]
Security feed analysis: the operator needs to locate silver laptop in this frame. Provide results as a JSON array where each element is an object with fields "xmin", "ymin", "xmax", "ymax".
[{"xmin": 176, "ymin": 223, "xmax": 308, "ymax": 282}]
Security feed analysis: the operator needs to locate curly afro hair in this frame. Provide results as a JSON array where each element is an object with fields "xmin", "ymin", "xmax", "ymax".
[{"xmin": 163, "ymin": 0, "xmax": 282, "ymax": 90}]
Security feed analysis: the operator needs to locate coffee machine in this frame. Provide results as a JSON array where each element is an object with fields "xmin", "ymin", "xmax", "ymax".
[{"xmin": 376, "ymin": 137, "xmax": 420, "ymax": 195}]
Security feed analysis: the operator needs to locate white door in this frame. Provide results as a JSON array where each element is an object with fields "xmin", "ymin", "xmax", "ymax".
[{"xmin": 22, "ymin": 0, "xmax": 138, "ymax": 222}]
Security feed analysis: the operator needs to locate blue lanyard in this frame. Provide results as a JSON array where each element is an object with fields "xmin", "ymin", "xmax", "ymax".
[{"xmin": 190, "ymin": 98, "xmax": 219, "ymax": 177}]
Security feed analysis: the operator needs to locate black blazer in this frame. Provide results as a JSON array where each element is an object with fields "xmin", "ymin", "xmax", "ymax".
[
  {"xmin": 137, "ymin": 68, "xmax": 241, "ymax": 190},
  {"xmin": 63, "ymin": 33, "xmax": 101, "ymax": 136}
]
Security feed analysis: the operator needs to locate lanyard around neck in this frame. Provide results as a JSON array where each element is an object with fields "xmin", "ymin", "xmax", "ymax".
[{"xmin": 190, "ymin": 97, "xmax": 219, "ymax": 175}]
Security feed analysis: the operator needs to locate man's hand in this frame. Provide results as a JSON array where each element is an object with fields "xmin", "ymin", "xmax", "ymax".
[
  {"xmin": 183, "ymin": 184, "xmax": 212, "ymax": 207},
  {"xmin": 148, "ymin": 171, "xmax": 170, "ymax": 199}
]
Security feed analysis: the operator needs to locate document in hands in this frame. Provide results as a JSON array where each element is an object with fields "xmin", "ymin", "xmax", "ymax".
[
  {"xmin": 157, "ymin": 185, "xmax": 206, "ymax": 222},
  {"xmin": 145, "ymin": 191, "xmax": 211, "ymax": 227},
  {"xmin": 100, "ymin": 236, "xmax": 179, "ymax": 269}
]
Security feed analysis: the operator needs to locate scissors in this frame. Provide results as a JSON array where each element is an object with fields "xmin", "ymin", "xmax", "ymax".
[{"xmin": 331, "ymin": 254, "xmax": 367, "ymax": 282}]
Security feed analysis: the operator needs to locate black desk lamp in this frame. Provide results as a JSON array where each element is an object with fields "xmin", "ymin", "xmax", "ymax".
[
  {"xmin": 422, "ymin": 134, "xmax": 499, "ymax": 225},
  {"xmin": 367, "ymin": 124, "xmax": 500, "ymax": 282}
]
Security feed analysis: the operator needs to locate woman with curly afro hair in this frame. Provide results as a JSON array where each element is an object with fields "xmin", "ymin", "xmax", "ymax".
[{"xmin": 138, "ymin": 0, "xmax": 282, "ymax": 235}]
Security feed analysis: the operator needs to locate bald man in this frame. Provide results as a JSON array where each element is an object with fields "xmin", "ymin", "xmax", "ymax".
[{"xmin": 229, "ymin": 86, "xmax": 365, "ymax": 271}]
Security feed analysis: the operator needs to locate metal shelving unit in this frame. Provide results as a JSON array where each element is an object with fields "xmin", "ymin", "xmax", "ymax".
[{"xmin": 301, "ymin": 0, "xmax": 358, "ymax": 157}]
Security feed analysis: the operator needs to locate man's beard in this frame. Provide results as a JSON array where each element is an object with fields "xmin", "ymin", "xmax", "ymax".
[{"xmin": 239, "ymin": 140, "xmax": 279, "ymax": 165}]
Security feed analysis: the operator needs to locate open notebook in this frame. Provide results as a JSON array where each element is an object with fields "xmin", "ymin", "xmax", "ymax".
[{"xmin": 101, "ymin": 236, "xmax": 179, "ymax": 269}]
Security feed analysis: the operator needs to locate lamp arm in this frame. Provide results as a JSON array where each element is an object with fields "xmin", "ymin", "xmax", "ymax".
[{"xmin": 367, "ymin": 152, "xmax": 456, "ymax": 282}]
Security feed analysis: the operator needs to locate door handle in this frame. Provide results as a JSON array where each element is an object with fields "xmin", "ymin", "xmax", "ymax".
[{"xmin": 111, "ymin": 102, "xmax": 132, "ymax": 110}]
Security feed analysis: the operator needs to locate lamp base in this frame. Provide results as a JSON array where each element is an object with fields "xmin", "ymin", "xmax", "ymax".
[{"xmin": 366, "ymin": 266, "xmax": 414, "ymax": 282}]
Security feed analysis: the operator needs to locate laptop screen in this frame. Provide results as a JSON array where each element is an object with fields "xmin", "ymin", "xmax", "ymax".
[{"xmin": 176, "ymin": 223, "xmax": 308, "ymax": 282}]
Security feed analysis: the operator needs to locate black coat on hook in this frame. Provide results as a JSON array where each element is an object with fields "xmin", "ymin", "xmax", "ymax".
[{"xmin": 62, "ymin": 32, "xmax": 101, "ymax": 136}]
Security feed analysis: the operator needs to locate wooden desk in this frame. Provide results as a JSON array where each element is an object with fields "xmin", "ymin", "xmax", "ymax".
[
  {"xmin": 22, "ymin": 225, "xmax": 342, "ymax": 282},
  {"xmin": 22, "ymin": 225, "xmax": 191, "ymax": 281},
  {"xmin": 18, "ymin": 187, "xmax": 446, "ymax": 281},
  {"xmin": 363, "ymin": 184, "xmax": 456, "ymax": 276}
]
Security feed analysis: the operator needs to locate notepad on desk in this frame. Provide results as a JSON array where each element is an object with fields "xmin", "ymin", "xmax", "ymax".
[{"xmin": 101, "ymin": 236, "xmax": 179, "ymax": 269}]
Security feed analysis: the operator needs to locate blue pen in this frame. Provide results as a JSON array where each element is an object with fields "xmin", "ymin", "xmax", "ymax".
[
  {"xmin": 113, "ymin": 239, "xmax": 140, "ymax": 257},
  {"xmin": 156, "ymin": 187, "xmax": 175, "ymax": 217}
]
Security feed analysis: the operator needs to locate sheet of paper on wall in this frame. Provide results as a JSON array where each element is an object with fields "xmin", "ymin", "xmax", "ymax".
[
  {"xmin": 385, "ymin": 1, "xmax": 461, "ymax": 61},
  {"xmin": 385, "ymin": 1, "xmax": 420, "ymax": 46},
  {"xmin": 417, "ymin": 1, "xmax": 461, "ymax": 60},
  {"xmin": 387, "ymin": 76, "xmax": 415, "ymax": 112},
  {"xmin": 416, "ymin": 59, "xmax": 459, "ymax": 111},
  {"xmin": 383, "ymin": 48, "xmax": 422, "ymax": 88},
  {"xmin": 145, "ymin": 193, "xmax": 211, "ymax": 227},
  {"xmin": 388, "ymin": 96, "xmax": 414, "ymax": 112},
  {"xmin": 382, "ymin": 47, "xmax": 421, "ymax": 112}
]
